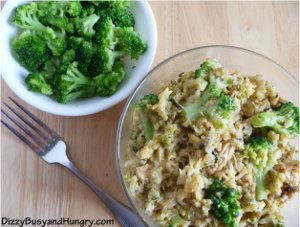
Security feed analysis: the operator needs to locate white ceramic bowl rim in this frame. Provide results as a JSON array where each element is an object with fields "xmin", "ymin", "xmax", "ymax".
[
  {"xmin": 116, "ymin": 45, "xmax": 298, "ymax": 226},
  {"xmin": 0, "ymin": 0, "xmax": 157, "ymax": 116}
]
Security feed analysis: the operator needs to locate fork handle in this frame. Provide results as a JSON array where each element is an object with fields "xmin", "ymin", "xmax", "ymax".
[{"xmin": 61, "ymin": 161, "xmax": 145, "ymax": 227}]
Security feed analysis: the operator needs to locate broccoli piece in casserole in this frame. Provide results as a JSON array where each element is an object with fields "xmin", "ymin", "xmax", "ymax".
[
  {"xmin": 183, "ymin": 83, "xmax": 237, "ymax": 128},
  {"xmin": 244, "ymin": 136, "xmax": 281, "ymax": 200},
  {"xmin": 251, "ymin": 102, "xmax": 299, "ymax": 138},
  {"xmin": 205, "ymin": 179, "xmax": 241, "ymax": 227},
  {"xmin": 133, "ymin": 94, "xmax": 159, "ymax": 141},
  {"xmin": 195, "ymin": 59, "xmax": 221, "ymax": 80}
]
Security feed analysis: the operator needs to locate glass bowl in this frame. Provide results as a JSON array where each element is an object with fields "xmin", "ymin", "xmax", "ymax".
[{"xmin": 116, "ymin": 45, "xmax": 299, "ymax": 227}]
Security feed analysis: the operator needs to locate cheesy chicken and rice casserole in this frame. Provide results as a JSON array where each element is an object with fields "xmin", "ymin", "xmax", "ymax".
[{"xmin": 124, "ymin": 59, "xmax": 299, "ymax": 227}]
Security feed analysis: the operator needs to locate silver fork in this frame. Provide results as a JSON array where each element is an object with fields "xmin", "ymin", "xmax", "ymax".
[{"xmin": 1, "ymin": 97, "xmax": 145, "ymax": 227}]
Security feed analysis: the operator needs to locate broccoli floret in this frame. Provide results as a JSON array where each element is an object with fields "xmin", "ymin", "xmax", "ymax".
[
  {"xmin": 57, "ymin": 62, "xmax": 96, "ymax": 103},
  {"xmin": 90, "ymin": 18, "xmax": 123, "ymax": 75},
  {"xmin": 138, "ymin": 94, "xmax": 159, "ymax": 109},
  {"xmin": 60, "ymin": 1, "xmax": 82, "ymax": 17},
  {"xmin": 106, "ymin": 0, "xmax": 131, "ymax": 9},
  {"xmin": 93, "ymin": 0, "xmax": 134, "ymax": 28},
  {"xmin": 93, "ymin": 18, "xmax": 147, "ymax": 73},
  {"xmin": 77, "ymin": 41, "xmax": 93, "ymax": 75},
  {"xmin": 97, "ymin": 1, "xmax": 134, "ymax": 28},
  {"xmin": 137, "ymin": 94, "xmax": 159, "ymax": 141},
  {"xmin": 43, "ymin": 58, "xmax": 59, "ymax": 80},
  {"xmin": 115, "ymin": 27, "xmax": 147, "ymax": 59},
  {"xmin": 47, "ymin": 17, "xmax": 74, "ymax": 34},
  {"xmin": 68, "ymin": 37, "xmax": 95, "ymax": 76},
  {"xmin": 195, "ymin": 59, "xmax": 221, "ymax": 79},
  {"xmin": 37, "ymin": 1, "xmax": 82, "ymax": 19},
  {"xmin": 11, "ymin": 3, "xmax": 43, "ymax": 31},
  {"xmin": 94, "ymin": 60, "xmax": 125, "ymax": 97},
  {"xmin": 44, "ymin": 33, "xmax": 66, "ymax": 57},
  {"xmin": 183, "ymin": 83, "xmax": 237, "ymax": 128},
  {"xmin": 68, "ymin": 36, "xmax": 83, "ymax": 49},
  {"xmin": 168, "ymin": 214, "xmax": 189, "ymax": 227},
  {"xmin": 107, "ymin": 7, "xmax": 134, "ymax": 28},
  {"xmin": 57, "ymin": 49, "xmax": 76, "ymax": 74},
  {"xmin": 75, "ymin": 14, "xmax": 100, "ymax": 37},
  {"xmin": 12, "ymin": 31, "xmax": 51, "ymax": 71},
  {"xmin": 90, "ymin": 47, "xmax": 123, "ymax": 76},
  {"xmin": 140, "ymin": 112, "xmax": 154, "ymax": 141},
  {"xmin": 244, "ymin": 136, "xmax": 280, "ymax": 200},
  {"xmin": 11, "ymin": 4, "xmax": 66, "ymax": 56},
  {"xmin": 67, "ymin": 39, "xmax": 93, "ymax": 75},
  {"xmin": 252, "ymin": 102, "xmax": 300, "ymax": 138},
  {"xmin": 36, "ymin": 2, "xmax": 60, "ymax": 18},
  {"xmin": 134, "ymin": 94, "xmax": 159, "ymax": 141},
  {"xmin": 25, "ymin": 72, "xmax": 53, "ymax": 95},
  {"xmin": 205, "ymin": 179, "xmax": 241, "ymax": 227},
  {"xmin": 80, "ymin": 2, "xmax": 96, "ymax": 17},
  {"xmin": 35, "ymin": 2, "xmax": 74, "ymax": 34},
  {"xmin": 90, "ymin": 21, "xmax": 117, "ymax": 74},
  {"xmin": 160, "ymin": 124, "xmax": 178, "ymax": 147}
]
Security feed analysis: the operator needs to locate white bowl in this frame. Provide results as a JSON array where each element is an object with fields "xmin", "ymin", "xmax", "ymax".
[{"xmin": 0, "ymin": 0, "xmax": 157, "ymax": 116}]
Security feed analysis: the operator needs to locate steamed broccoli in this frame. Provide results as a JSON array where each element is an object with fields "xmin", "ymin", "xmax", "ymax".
[
  {"xmin": 12, "ymin": 3, "xmax": 66, "ymax": 56},
  {"xmin": 12, "ymin": 3, "xmax": 43, "ymax": 31},
  {"xmin": 36, "ymin": 1, "xmax": 82, "ymax": 19},
  {"xmin": 46, "ymin": 17, "xmax": 74, "ymax": 34},
  {"xmin": 252, "ymin": 102, "xmax": 300, "ymax": 138},
  {"xmin": 11, "ymin": 1, "xmax": 148, "ymax": 103},
  {"xmin": 89, "ymin": 47, "xmax": 117, "ymax": 76},
  {"xmin": 43, "ymin": 58, "xmax": 57, "ymax": 80},
  {"xmin": 116, "ymin": 27, "xmax": 148, "ymax": 59},
  {"xmin": 183, "ymin": 83, "xmax": 237, "ymax": 128},
  {"xmin": 68, "ymin": 38, "xmax": 94, "ymax": 75},
  {"xmin": 59, "ymin": 1, "xmax": 83, "ymax": 18},
  {"xmin": 12, "ymin": 31, "xmax": 51, "ymax": 71},
  {"xmin": 94, "ymin": 0, "xmax": 135, "ymax": 28},
  {"xmin": 35, "ymin": 2, "xmax": 75, "ymax": 34},
  {"xmin": 25, "ymin": 72, "xmax": 53, "ymax": 95},
  {"xmin": 205, "ymin": 179, "xmax": 241, "ymax": 227},
  {"xmin": 57, "ymin": 62, "xmax": 95, "ymax": 103},
  {"xmin": 92, "ymin": 18, "xmax": 147, "ymax": 74},
  {"xmin": 244, "ymin": 136, "xmax": 280, "ymax": 200},
  {"xmin": 75, "ymin": 14, "xmax": 100, "ymax": 37},
  {"xmin": 57, "ymin": 49, "xmax": 76, "ymax": 74},
  {"xmin": 94, "ymin": 61, "xmax": 125, "ymax": 97},
  {"xmin": 80, "ymin": 2, "xmax": 96, "ymax": 17},
  {"xmin": 45, "ymin": 35, "xmax": 67, "ymax": 57},
  {"xmin": 195, "ymin": 59, "xmax": 221, "ymax": 79}
]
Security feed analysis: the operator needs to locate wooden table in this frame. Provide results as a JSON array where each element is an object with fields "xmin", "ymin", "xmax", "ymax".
[{"xmin": 1, "ymin": 2, "xmax": 298, "ymax": 226}]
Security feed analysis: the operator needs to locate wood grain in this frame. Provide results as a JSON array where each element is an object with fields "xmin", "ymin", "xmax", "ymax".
[{"xmin": 1, "ymin": 2, "xmax": 299, "ymax": 226}]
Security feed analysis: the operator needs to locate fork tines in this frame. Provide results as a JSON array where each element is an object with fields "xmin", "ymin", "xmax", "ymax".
[{"xmin": 1, "ymin": 97, "xmax": 58, "ymax": 154}]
